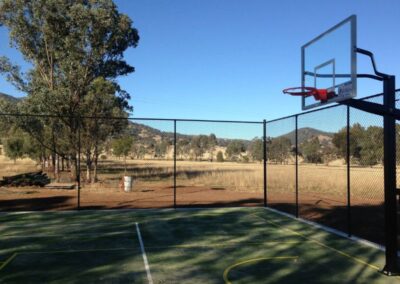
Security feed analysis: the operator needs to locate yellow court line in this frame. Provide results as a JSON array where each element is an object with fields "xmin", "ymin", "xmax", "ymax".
[
  {"xmin": 0, "ymin": 247, "xmax": 135, "ymax": 272},
  {"xmin": 2, "ymin": 221, "xmax": 136, "ymax": 229},
  {"xmin": 22, "ymin": 247, "xmax": 135, "ymax": 254},
  {"xmin": 145, "ymin": 241, "xmax": 303, "ymax": 250},
  {"xmin": 250, "ymin": 214, "xmax": 381, "ymax": 271},
  {"xmin": 223, "ymin": 256, "xmax": 299, "ymax": 284},
  {"xmin": 0, "ymin": 253, "xmax": 17, "ymax": 272}
]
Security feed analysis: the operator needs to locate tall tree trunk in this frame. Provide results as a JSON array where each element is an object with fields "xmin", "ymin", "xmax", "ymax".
[
  {"xmin": 51, "ymin": 128, "xmax": 59, "ymax": 181},
  {"xmin": 71, "ymin": 154, "xmax": 79, "ymax": 190},
  {"xmin": 51, "ymin": 153, "xmax": 57, "ymax": 179},
  {"xmin": 55, "ymin": 154, "xmax": 60, "ymax": 182},
  {"xmin": 70, "ymin": 155, "xmax": 76, "ymax": 181},
  {"xmin": 124, "ymin": 156, "xmax": 127, "ymax": 175},
  {"xmin": 41, "ymin": 155, "xmax": 45, "ymax": 171},
  {"xmin": 92, "ymin": 144, "xmax": 99, "ymax": 183},
  {"xmin": 86, "ymin": 149, "xmax": 91, "ymax": 183}
]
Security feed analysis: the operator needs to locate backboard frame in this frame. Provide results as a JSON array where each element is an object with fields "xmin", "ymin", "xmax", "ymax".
[{"xmin": 301, "ymin": 15, "xmax": 357, "ymax": 110}]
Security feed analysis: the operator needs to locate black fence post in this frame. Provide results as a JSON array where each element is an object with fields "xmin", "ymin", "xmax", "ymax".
[
  {"xmin": 77, "ymin": 122, "xmax": 81, "ymax": 210},
  {"xmin": 346, "ymin": 106, "xmax": 352, "ymax": 236},
  {"xmin": 174, "ymin": 119, "xmax": 177, "ymax": 209},
  {"xmin": 295, "ymin": 115, "xmax": 299, "ymax": 218},
  {"xmin": 263, "ymin": 119, "xmax": 267, "ymax": 207}
]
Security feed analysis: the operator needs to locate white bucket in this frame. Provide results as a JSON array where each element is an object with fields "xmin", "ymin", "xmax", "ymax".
[{"xmin": 123, "ymin": 176, "xmax": 133, "ymax": 192}]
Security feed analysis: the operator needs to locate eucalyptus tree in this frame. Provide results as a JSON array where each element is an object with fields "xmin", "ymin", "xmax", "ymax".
[
  {"xmin": 81, "ymin": 77, "xmax": 128, "ymax": 182},
  {"xmin": 0, "ymin": 0, "xmax": 139, "ymax": 182}
]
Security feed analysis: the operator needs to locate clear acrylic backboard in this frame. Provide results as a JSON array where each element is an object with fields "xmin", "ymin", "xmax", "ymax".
[{"xmin": 302, "ymin": 15, "xmax": 357, "ymax": 110}]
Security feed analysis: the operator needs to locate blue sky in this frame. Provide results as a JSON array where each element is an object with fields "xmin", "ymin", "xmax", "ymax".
[{"xmin": 0, "ymin": 0, "xmax": 399, "ymax": 139}]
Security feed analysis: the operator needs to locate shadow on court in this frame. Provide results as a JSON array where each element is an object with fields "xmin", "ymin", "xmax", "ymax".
[{"xmin": 0, "ymin": 208, "xmax": 396, "ymax": 283}]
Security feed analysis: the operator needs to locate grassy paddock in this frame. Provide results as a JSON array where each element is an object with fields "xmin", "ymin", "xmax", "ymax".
[{"xmin": 0, "ymin": 157, "xmax": 388, "ymax": 200}]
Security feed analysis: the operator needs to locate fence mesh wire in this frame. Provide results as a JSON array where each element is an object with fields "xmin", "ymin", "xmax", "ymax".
[
  {"xmin": 349, "ymin": 95, "xmax": 385, "ymax": 244},
  {"xmin": 0, "ymin": 91, "xmax": 398, "ymax": 247},
  {"xmin": 0, "ymin": 115, "xmax": 78, "ymax": 211},
  {"xmin": 266, "ymin": 117, "xmax": 296, "ymax": 215},
  {"xmin": 79, "ymin": 118, "xmax": 174, "ymax": 209},
  {"xmin": 297, "ymin": 106, "xmax": 349, "ymax": 233},
  {"xmin": 176, "ymin": 121, "xmax": 263, "ymax": 207}
]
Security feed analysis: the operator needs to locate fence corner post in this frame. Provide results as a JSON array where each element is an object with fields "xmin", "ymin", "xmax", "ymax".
[
  {"xmin": 295, "ymin": 115, "xmax": 299, "ymax": 218},
  {"xmin": 263, "ymin": 119, "xmax": 267, "ymax": 207},
  {"xmin": 173, "ymin": 119, "xmax": 177, "ymax": 209}
]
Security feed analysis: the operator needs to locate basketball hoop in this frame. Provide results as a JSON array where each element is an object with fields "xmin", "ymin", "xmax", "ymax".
[{"xmin": 282, "ymin": 87, "xmax": 335, "ymax": 102}]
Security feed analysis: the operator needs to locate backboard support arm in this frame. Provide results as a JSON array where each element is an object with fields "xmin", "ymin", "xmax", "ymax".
[{"xmin": 340, "ymin": 48, "xmax": 399, "ymax": 275}]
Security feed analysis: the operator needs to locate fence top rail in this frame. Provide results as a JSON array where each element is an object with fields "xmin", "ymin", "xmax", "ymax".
[
  {"xmin": 266, "ymin": 89, "xmax": 399, "ymax": 124},
  {"xmin": 0, "ymin": 113, "xmax": 263, "ymax": 124},
  {"xmin": 134, "ymin": 118, "xmax": 264, "ymax": 124}
]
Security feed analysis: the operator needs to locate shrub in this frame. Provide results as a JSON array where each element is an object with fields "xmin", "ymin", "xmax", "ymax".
[{"xmin": 216, "ymin": 151, "xmax": 224, "ymax": 162}]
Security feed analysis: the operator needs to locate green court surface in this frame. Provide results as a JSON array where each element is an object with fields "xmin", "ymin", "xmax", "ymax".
[{"xmin": 0, "ymin": 208, "xmax": 398, "ymax": 283}]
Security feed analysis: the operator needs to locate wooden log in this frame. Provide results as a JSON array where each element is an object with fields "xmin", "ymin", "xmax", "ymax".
[{"xmin": 0, "ymin": 171, "xmax": 50, "ymax": 187}]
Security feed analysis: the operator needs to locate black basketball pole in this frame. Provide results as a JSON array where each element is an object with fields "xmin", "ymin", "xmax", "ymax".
[
  {"xmin": 382, "ymin": 75, "xmax": 398, "ymax": 275},
  {"xmin": 338, "ymin": 48, "xmax": 399, "ymax": 274}
]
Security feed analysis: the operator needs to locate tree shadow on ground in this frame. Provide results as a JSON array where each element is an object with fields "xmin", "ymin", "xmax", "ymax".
[
  {"xmin": 0, "ymin": 204, "xmax": 394, "ymax": 283},
  {"xmin": 0, "ymin": 196, "xmax": 76, "ymax": 211}
]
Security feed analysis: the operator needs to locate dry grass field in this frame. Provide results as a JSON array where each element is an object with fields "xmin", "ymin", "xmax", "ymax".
[
  {"xmin": 0, "ymin": 155, "xmax": 389, "ymax": 213},
  {"xmin": 95, "ymin": 159, "xmax": 386, "ymax": 204},
  {"xmin": 0, "ymin": 157, "xmax": 389, "ymax": 204}
]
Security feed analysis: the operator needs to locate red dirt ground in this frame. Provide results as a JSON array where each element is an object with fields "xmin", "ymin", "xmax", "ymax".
[
  {"xmin": 0, "ymin": 185, "xmax": 263, "ymax": 211},
  {"xmin": 0, "ymin": 187, "xmax": 388, "ymax": 246}
]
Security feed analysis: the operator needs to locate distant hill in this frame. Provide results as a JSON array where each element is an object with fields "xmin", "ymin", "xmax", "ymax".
[
  {"xmin": 279, "ymin": 127, "xmax": 333, "ymax": 145},
  {"xmin": 129, "ymin": 122, "xmax": 333, "ymax": 149},
  {"xmin": 0, "ymin": 91, "xmax": 331, "ymax": 147},
  {"xmin": 127, "ymin": 122, "xmax": 251, "ymax": 147},
  {"xmin": 0, "ymin": 92, "xmax": 22, "ymax": 103}
]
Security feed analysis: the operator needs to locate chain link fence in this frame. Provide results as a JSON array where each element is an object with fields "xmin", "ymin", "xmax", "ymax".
[
  {"xmin": 0, "ymin": 90, "xmax": 399, "ymax": 246},
  {"xmin": 175, "ymin": 121, "xmax": 263, "ymax": 207},
  {"xmin": 266, "ymin": 117, "xmax": 296, "ymax": 215},
  {"xmin": 297, "ymin": 105, "xmax": 349, "ymax": 233},
  {"xmin": 265, "ymin": 91, "xmax": 399, "ymax": 246}
]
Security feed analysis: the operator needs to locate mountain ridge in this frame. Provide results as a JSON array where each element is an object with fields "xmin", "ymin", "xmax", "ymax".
[
  {"xmin": 0, "ymin": 92, "xmax": 332, "ymax": 144},
  {"xmin": 0, "ymin": 92, "xmax": 22, "ymax": 103},
  {"xmin": 280, "ymin": 127, "xmax": 333, "ymax": 144}
]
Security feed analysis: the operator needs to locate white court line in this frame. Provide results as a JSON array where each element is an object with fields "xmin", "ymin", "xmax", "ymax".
[
  {"xmin": 135, "ymin": 222, "xmax": 153, "ymax": 284},
  {"xmin": 263, "ymin": 207, "xmax": 400, "ymax": 255},
  {"xmin": 1, "ymin": 221, "xmax": 135, "ymax": 229}
]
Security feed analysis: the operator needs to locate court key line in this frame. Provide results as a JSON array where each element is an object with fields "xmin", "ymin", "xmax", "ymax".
[
  {"xmin": 1, "ymin": 232, "xmax": 133, "ymax": 238},
  {"xmin": 135, "ymin": 222, "xmax": 153, "ymax": 284},
  {"xmin": 223, "ymin": 256, "xmax": 299, "ymax": 284},
  {"xmin": 250, "ymin": 214, "xmax": 381, "ymax": 271},
  {"xmin": 1, "ymin": 221, "xmax": 136, "ymax": 229},
  {"xmin": 0, "ymin": 247, "xmax": 137, "ymax": 272}
]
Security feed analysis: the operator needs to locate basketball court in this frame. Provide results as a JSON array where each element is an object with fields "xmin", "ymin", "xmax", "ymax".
[
  {"xmin": 0, "ymin": 9, "xmax": 399, "ymax": 283},
  {"xmin": 0, "ymin": 208, "xmax": 398, "ymax": 283}
]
